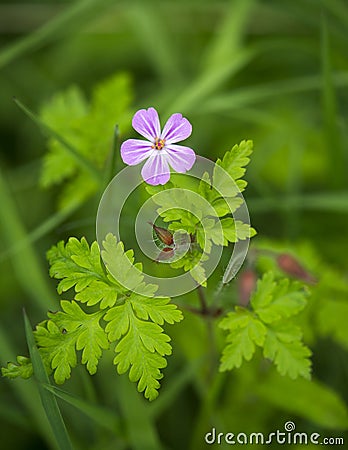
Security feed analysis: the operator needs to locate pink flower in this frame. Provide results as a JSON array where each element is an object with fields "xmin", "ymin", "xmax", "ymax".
[{"xmin": 120, "ymin": 107, "xmax": 196, "ymax": 185}]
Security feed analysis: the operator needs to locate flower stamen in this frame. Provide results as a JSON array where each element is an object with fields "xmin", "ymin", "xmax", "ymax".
[{"xmin": 152, "ymin": 137, "xmax": 165, "ymax": 150}]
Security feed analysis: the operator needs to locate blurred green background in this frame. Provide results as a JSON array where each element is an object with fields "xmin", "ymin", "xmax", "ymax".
[{"xmin": 0, "ymin": 0, "xmax": 348, "ymax": 449}]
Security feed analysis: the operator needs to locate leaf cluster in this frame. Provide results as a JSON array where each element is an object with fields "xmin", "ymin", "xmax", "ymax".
[
  {"xmin": 253, "ymin": 239, "xmax": 348, "ymax": 352},
  {"xmin": 219, "ymin": 272, "xmax": 312, "ymax": 379},
  {"xmin": 40, "ymin": 73, "xmax": 133, "ymax": 209},
  {"xmin": 2, "ymin": 234, "xmax": 183, "ymax": 401},
  {"xmin": 146, "ymin": 140, "xmax": 256, "ymax": 286}
]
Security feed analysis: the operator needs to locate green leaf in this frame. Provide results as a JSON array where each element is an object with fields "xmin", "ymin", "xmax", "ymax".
[
  {"xmin": 198, "ymin": 172, "xmax": 214, "ymax": 200},
  {"xmin": 220, "ymin": 272, "xmax": 311, "ymax": 379},
  {"xmin": 221, "ymin": 218, "xmax": 256, "ymax": 244},
  {"xmin": 152, "ymin": 188, "xmax": 202, "ymax": 230},
  {"xmin": 39, "ymin": 73, "xmax": 132, "ymax": 208},
  {"xmin": 251, "ymin": 272, "xmax": 307, "ymax": 324},
  {"xmin": 190, "ymin": 262, "xmax": 208, "ymax": 287},
  {"xmin": 219, "ymin": 308, "xmax": 267, "ymax": 371},
  {"xmin": 215, "ymin": 139, "xmax": 253, "ymax": 190},
  {"xmin": 263, "ymin": 322, "xmax": 312, "ymax": 380},
  {"xmin": 212, "ymin": 196, "xmax": 244, "ymax": 216},
  {"xmin": 40, "ymin": 86, "xmax": 88, "ymax": 187},
  {"xmin": 75, "ymin": 279, "xmax": 120, "ymax": 309},
  {"xmin": 196, "ymin": 217, "xmax": 223, "ymax": 253},
  {"xmin": 47, "ymin": 237, "xmax": 105, "ymax": 294},
  {"xmin": 82, "ymin": 73, "xmax": 132, "ymax": 165},
  {"xmin": 35, "ymin": 301, "xmax": 108, "ymax": 382},
  {"xmin": 35, "ymin": 320, "xmax": 77, "ymax": 384},
  {"xmin": 1, "ymin": 355, "xmax": 33, "ymax": 379},
  {"xmin": 170, "ymin": 248, "xmax": 208, "ymax": 287},
  {"xmin": 129, "ymin": 294, "xmax": 183, "ymax": 325},
  {"xmin": 105, "ymin": 300, "xmax": 178, "ymax": 401},
  {"xmin": 101, "ymin": 233, "xmax": 148, "ymax": 292}
]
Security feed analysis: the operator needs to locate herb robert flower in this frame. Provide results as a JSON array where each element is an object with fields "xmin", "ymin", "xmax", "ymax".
[{"xmin": 120, "ymin": 107, "xmax": 196, "ymax": 185}]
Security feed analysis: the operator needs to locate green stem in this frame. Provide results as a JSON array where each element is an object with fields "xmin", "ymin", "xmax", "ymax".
[
  {"xmin": 104, "ymin": 124, "xmax": 120, "ymax": 187},
  {"xmin": 196, "ymin": 287, "xmax": 219, "ymax": 380},
  {"xmin": 197, "ymin": 285, "xmax": 208, "ymax": 314}
]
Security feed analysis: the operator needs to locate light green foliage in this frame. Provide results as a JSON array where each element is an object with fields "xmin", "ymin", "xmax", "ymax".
[
  {"xmin": 105, "ymin": 299, "xmax": 178, "ymax": 401},
  {"xmin": 221, "ymin": 218, "xmax": 256, "ymax": 244},
  {"xmin": 101, "ymin": 233, "xmax": 150, "ymax": 292},
  {"xmin": 170, "ymin": 248, "xmax": 208, "ymax": 286},
  {"xmin": 254, "ymin": 239, "xmax": 348, "ymax": 352},
  {"xmin": 40, "ymin": 73, "xmax": 133, "ymax": 208},
  {"xmin": 251, "ymin": 275, "xmax": 307, "ymax": 324},
  {"xmin": 220, "ymin": 308, "xmax": 267, "ymax": 370},
  {"xmin": 215, "ymin": 139, "xmax": 253, "ymax": 192},
  {"xmin": 1, "ymin": 356, "xmax": 33, "ymax": 379},
  {"xmin": 3, "ymin": 234, "xmax": 183, "ymax": 401},
  {"xmin": 35, "ymin": 301, "xmax": 108, "ymax": 383},
  {"xmin": 40, "ymin": 86, "xmax": 88, "ymax": 186},
  {"xmin": 146, "ymin": 140, "xmax": 256, "ymax": 286},
  {"xmin": 220, "ymin": 272, "xmax": 311, "ymax": 379}
]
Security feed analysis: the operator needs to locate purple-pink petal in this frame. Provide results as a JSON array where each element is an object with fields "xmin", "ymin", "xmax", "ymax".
[
  {"xmin": 120, "ymin": 139, "xmax": 154, "ymax": 165},
  {"xmin": 141, "ymin": 153, "xmax": 170, "ymax": 185},
  {"xmin": 132, "ymin": 107, "xmax": 161, "ymax": 141},
  {"xmin": 165, "ymin": 144, "xmax": 196, "ymax": 172},
  {"xmin": 161, "ymin": 113, "xmax": 192, "ymax": 144}
]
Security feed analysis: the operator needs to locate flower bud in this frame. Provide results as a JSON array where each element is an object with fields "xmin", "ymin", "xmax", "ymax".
[
  {"xmin": 149, "ymin": 222, "xmax": 174, "ymax": 246},
  {"xmin": 277, "ymin": 253, "xmax": 316, "ymax": 284}
]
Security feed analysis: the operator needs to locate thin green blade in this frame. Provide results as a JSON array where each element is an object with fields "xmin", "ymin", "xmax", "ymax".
[{"xmin": 23, "ymin": 309, "xmax": 74, "ymax": 450}]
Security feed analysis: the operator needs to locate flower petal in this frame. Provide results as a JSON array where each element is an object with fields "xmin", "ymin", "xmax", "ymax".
[
  {"xmin": 165, "ymin": 144, "xmax": 196, "ymax": 172},
  {"xmin": 120, "ymin": 139, "xmax": 153, "ymax": 165},
  {"xmin": 141, "ymin": 152, "xmax": 170, "ymax": 185},
  {"xmin": 161, "ymin": 113, "xmax": 192, "ymax": 144},
  {"xmin": 132, "ymin": 107, "xmax": 161, "ymax": 141}
]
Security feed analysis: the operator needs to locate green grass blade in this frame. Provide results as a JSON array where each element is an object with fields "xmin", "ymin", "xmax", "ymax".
[
  {"xmin": 202, "ymin": 72, "xmax": 348, "ymax": 112},
  {"xmin": 202, "ymin": 0, "xmax": 255, "ymax": 71},
  {"xmin": 320, "ymin": 13, "xmax": 345, "ymax": 187},
  {"xmin": 23, "ymin": 310, "xmax": 74, "ymax": 450},
  {"xmin": 0, "ymin": 0, "xmax": 114, "ymax": 70},
  {"xmin": 0, "ymin": 326, "xmax": 56, "ymax": 447},
  {"xmin": 164, "ymin": 0, "xmax": 256, "ymax": 115},
  {"xmin": 0, "ymin": 169, "xmax": 55, "ymax": 310},
  {"xmin": 168, "ymin": 48, "xmax": 254, "ymax": 114},
  {"xmin": 126, "ymin": 3, "xmax": 182, "ymax": 83},
  {"xmin": 42, "ymin": 383, "xmax": 123, "ymax": 436},
  {"xmin": 13, "ymin": 98, "xmax": 103, "ymax": 184},
  {"xmin": 0, "ymin": 203, "xmax": 78, "ymax": 264},
  {"xmin": 322, "ymin": 0, "xmax": 348, "ymax": 28}
]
